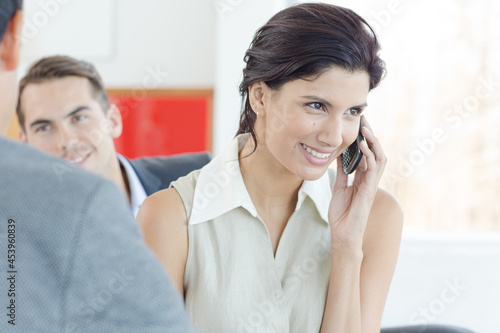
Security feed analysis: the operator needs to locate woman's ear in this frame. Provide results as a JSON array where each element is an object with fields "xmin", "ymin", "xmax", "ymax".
[
  {"xmin": 248, "ymin": 82, "xmax": 267, "ymax": 117},
  {"xmin": 0, "ymin": 11, "xmax": 23, "ymax": 71}
]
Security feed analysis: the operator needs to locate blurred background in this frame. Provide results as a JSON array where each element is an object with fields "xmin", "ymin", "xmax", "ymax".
[{"xmin": 6, "ymin": 0, "xmax": 500, "ymax": 331}]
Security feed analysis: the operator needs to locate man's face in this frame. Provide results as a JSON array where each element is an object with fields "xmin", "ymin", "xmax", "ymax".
[{"xmin": 19, "ymin": 76, "xmax": 122, "ymax": 178}]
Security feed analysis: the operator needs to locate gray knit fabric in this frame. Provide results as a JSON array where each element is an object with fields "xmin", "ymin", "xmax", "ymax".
[{"xmin": 0, "ymin": 137, "xmax": 196, "ymax": 332}]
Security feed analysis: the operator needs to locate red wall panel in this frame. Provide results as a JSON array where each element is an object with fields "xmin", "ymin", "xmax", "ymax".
[{"xmin": 109, "ymin": 91, "xmax": 212, "ymax": 159}]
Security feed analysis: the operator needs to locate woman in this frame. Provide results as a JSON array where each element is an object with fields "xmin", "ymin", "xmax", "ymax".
[{"xmin": 138, "ymin": 3, "xmax": 403, "ymax": 332}]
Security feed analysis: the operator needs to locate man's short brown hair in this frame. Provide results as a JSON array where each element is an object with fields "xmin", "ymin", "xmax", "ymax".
[{"xmin": 17, "ymin": 55, "xmax": 110, "ymax": 132}]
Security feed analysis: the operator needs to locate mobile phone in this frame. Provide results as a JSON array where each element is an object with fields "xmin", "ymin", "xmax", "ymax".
[{"xmin": 341, "ymin": 122, "xmax": 364, "ymax": 174}]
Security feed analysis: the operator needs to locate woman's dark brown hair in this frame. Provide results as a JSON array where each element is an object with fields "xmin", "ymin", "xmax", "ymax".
[{"xmin": 237, "ymin": 3, "xmax": 386, "ymax": 149}]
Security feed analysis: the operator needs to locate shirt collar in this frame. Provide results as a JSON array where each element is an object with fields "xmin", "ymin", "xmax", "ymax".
[
  {"xmin": 297, "ymin": 170, "xmax": 331, "ymax": 224},
  {"xmin": 117, "ymin": 154, "xmax": 148, "ymax": 218},
  {"xmin": 189, "ymin": 134, "xmax": 332, "ymax": 225}
]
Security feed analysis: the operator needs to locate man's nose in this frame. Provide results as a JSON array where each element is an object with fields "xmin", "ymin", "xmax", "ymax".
[{"xmin": 56, "ymin": 126, "xmax": 79, "ymax": 153}]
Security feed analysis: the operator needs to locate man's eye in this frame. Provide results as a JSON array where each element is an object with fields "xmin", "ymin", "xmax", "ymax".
[
  {"xmin": 36, "ymin": 125, "xmax": 51, "ymax": 133},
  {"xmin": 307, "ymin": 102, "xmax": 325, "ymax": 111},
  {"xmin": 73, "ymin": 115, "xmax": 86, "ymax": 122}
]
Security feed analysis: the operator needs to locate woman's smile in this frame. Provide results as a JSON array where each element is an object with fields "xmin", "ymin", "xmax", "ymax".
[{"xmin": 299, "ymin": 143, "xmax": 334, "ymax": 166}]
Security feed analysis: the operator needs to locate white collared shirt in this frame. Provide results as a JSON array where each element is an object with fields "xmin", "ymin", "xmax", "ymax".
[
  {"xmin": 171, "ymin": 133, "xmax": 336, "ymax": 333},
  {"xmin": 188, "ymin": 134, "xmax": 332, "ymax": 225},
  {"xmin": 117, "ymin": 154, "xmax": 148, "ymax": 218}
]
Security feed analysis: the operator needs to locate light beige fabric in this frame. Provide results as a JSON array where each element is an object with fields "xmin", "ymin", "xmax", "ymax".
[{"xmin": 172, "ymin": 134, "xmax": 336, "ymax": 333}]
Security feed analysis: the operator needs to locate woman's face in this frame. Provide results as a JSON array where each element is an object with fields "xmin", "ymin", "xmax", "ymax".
[{"xmin": 252, "ymin": 66, "xmax": 370, "ymax": 181}]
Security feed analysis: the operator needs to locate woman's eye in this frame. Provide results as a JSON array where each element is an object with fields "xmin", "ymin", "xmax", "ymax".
[
  {"xmin": 346, "ymin": 108, "xmax": 363, "ymax": 117},
  {"xmin": 307, "ymin": 102, "xmax": 325, "ymax": 111},
  {"xmin": 73, "ymin": 115, "xmax": 86, "ymax": 122}
]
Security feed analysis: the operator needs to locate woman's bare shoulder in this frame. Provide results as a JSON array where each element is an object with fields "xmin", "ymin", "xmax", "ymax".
[
  {"xmin": 372, "ymin": 188, "xmax": 403, "ymax": 221},
  {"xmin": 138, "ymin": 188, "xmax": 188, "ymax": 228},
  {"xmin": 137, "ymin": 188, "xmax": 189, "ymax": 296},
  {"xmin": 363, "ymin": 188, "xmax": 404, "ymax": 252}
]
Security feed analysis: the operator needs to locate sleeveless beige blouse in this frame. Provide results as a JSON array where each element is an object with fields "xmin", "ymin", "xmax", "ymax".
[{"xmin": 172, "ymin": 134, "xmax": 336, "ymax": 333}]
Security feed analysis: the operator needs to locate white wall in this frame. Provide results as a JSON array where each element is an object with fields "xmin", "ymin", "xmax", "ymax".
[
  {"xmin": 382, "ymin": 232, "xmax": 500, "ymax": 333},
  {"xmin": 212, "ymin": 0, "xmax": 288, "ymax": 153},
  {"xmin": 19, "ymin": 0, "xmax": 216, "ymax": 88}
]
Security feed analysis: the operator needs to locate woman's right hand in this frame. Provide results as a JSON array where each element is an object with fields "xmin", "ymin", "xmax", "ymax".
[{"xmin": 327, "ymin": 116, "xmax": 387, "ymax": 252}]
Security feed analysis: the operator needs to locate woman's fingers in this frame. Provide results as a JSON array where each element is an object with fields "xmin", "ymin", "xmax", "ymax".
[
  {"xmin": 353, "ymin": 116, "xmax": 387, "ymax": 190},
  {"xmin": 361, "ymin": 117, "xmax": 385, "ymax": 162},
  {"xmin": 357, "ymin": 155, "xmax": 368, "ymax": 172},
  {"xmin": 359, "ymin": 139, "xmax": 377, "ymax": 171},
  {"xmin": 361, "ymin": 127, "xmax": 381, "ymax": 158},
  {"xmin": 336, "ymin": 116, "xmax": 386, "ymax": 190}
]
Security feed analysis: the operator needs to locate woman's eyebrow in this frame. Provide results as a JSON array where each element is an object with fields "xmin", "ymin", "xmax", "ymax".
[
  {"xmin": 301, "ymin": 95, "xmax": 332, "ymax": 107},
  {"xmin": 301, "ymin": 96, "xmax": 368, "ymax": 109},
  {"xmin": 351, "ymin": 103, "xmax": 368, "ymax": 109}
]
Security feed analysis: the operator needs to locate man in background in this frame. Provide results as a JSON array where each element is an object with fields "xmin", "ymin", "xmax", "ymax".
[
  {"xmin": 17, "ymin": 55, "xmax": 210, "ymax": 217},
  {"xmin": 0, "ymin": 1, "xmax": 195, "ymax": 331}
]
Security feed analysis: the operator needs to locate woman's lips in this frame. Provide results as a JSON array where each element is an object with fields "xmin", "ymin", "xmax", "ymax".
[{"xmin": 299, "ymin": 143, "xmax": 333, "ymax": 166}]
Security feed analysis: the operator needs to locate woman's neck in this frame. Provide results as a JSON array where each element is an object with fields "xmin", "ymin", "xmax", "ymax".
[{"xmin": 239, "ymin": 137, "xmax": 303, "ymax": 219}]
